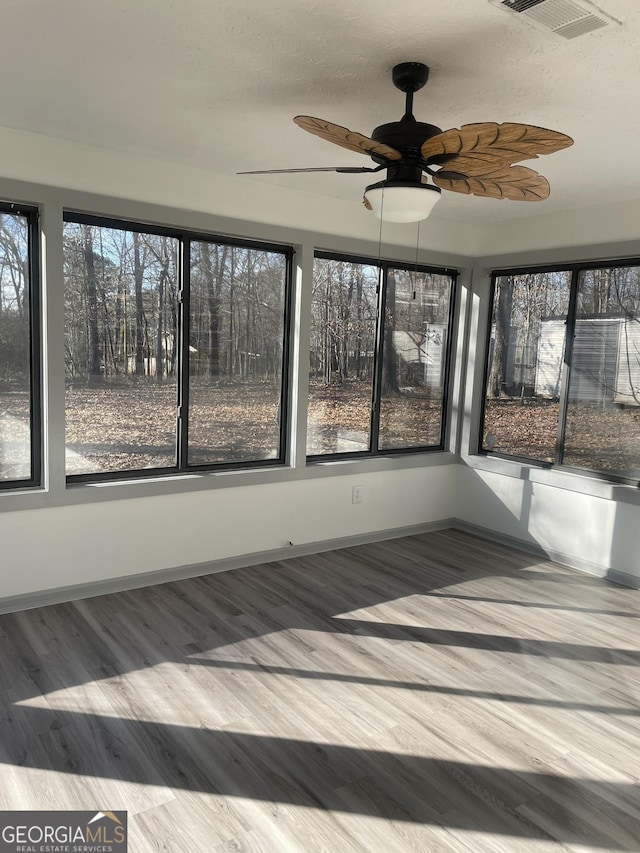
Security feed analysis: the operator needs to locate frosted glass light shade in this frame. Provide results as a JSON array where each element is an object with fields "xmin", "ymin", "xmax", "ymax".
[{"xmin": 364, "ymin": 181, "xmax": 441, "ymax": 223}]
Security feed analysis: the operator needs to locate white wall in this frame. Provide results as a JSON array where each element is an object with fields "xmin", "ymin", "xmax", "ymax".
[
  {"xmin": 454, "ymin": 464, "xmax": 640, "ymax": 586},
  {"xmin": 473, "ymin": 198, "xmax": 640, "ymax": 257},
  {"xmin": 2, "ymin": 465, "xmax": 457, "ymax": 602}
]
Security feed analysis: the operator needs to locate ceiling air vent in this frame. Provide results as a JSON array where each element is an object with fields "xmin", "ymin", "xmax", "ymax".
[{"xmin": 490, "ymin": 0, "xmax": 620, "ymax": 39}]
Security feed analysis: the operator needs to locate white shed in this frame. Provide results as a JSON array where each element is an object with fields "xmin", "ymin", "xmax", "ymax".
[
  {"xmin": 535, "ymin": 317, "xmax": 640, "ymax": 406},
  {"xmin": 393, "ymin": 325, "xmax": 447, "ymax": 388},
  {"xmin": 614, "ymin": 319, "xmax": 640, "ymax": 405},
  {"xmin": 535, "ymin": 319, "xmax": 565, "ymax": 399}
]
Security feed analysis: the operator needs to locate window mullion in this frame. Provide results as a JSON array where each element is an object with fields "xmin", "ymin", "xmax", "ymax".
[
  {"xmin": 279, "ymin": 247, "xmax": 296, "ymax": 465},
  {"xmin": 439, "ymin": 271, "xmax": 459, "ymax": 450},
  {"xmin": 554, "ymin": 267, "xmax": 580, "ymax": 466},
  {"xmin": 177, "ymin": 237, "xmax": 191, "ymax": 470},
  {"xmin": 477, "ymin": 272, "xmax": 499, "ymax": 455},
  {"xmin": 0, "ymin": 203, "xmax": 43, "ymax": 490},
  {"xmin": 369, "ymin": 263, "xmax": 386, "ymax": 453},
  {"xmin": 28, "ymin": 207, "xmax": 43, "ymax": 487}
]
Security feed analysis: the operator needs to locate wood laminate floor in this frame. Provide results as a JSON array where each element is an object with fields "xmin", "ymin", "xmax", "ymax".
[{"xmin": 1, "ymin": 529, "xmax": 639, "ymax": 852}]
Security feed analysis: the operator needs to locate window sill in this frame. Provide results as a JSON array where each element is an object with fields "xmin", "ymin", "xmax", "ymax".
[
  {"xmin": 461, "ymin": 452, "xmax": 640, "ymax": 505},
  {"xmin": 0, "ymin": 450, "xmax": 457, "ymax": 513}
]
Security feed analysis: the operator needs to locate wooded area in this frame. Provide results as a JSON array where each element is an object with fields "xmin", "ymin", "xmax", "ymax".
[
  {"xmin": 64, "ymin": 224, "xmax": 179, "ymax": 383},
  {"xmin": 63, "ymin": 223, "xmax": 288, "ymax": 473},
  {"xmin": 307, "ymin": 258, "xmax": 452, "ymax": 454},
  {"xmin": 0, "ymin": 213, "xmax": 30, "ymax": 388},
  {"xmin": 63, "ymin": 224, "xmax": 288, "ymax": 386},
  {"xmin": 0, "ymin": 212, "xmax": 32, "ymax": 480}
]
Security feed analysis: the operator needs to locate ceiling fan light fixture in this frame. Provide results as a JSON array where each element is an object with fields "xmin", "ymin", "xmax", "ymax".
[{"xmin": 364, "ymin": 180, "xmax": 442, "ymax": 223}]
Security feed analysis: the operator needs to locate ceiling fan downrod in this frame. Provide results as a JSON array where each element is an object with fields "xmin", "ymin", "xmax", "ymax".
[
  {"xmin": 370, "ymin": 62, "xmax": 442, "ymax": 159},
  {"xmin": 391, "ymin": 61, "xmax": 430, "ymax": 121}
]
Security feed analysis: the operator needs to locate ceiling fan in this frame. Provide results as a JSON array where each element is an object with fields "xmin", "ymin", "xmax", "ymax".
[{"xmin": 239, "ymin": 62, "xmax": 574, "ymax": 223}]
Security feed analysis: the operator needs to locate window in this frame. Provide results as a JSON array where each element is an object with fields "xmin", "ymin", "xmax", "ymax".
[
  {"xmin": 64, "ymin": 221, "xmax": 179, "ymax": 475},
  {"xmin": 481, "ymin": 261, "xmax": 640, "ymax": 483},
  {"xmin": 307, "ymin": 257, "xmax": 378, "ymax": 454},
  {"xmin": 0, "ymin": 203, "xmax": 40, "ymax": 489},
  {"xmin": 188, "ymin": 241, "xmax": 289, "ymax": 465},
  {"xmin": 63, "ymin": 215, "xmax": 291, "ymax": 480},
  {"xmin": 379, "ymin": 266, "xmax": 454, "ymax": 450},
  {"xmin": 482, "ymin": 269, "xmax": 571, "ymax": 463},
  {"xmin": 307, "ymin": 253, "xmax": 456, "ymax": 457},
  {"xmin": 563, "ymin": 266, "xmax": 640, "ymax": 479}
]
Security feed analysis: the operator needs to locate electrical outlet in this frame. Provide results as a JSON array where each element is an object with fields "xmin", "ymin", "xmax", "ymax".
[{"xmin": 352, "ymin": 485, "xmax": 363, "ymax": 504}]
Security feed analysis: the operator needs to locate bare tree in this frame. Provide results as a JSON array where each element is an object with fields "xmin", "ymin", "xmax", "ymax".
[{"xmin": 81, "ymin": 225, "xmax": 102, "ymax": 380}]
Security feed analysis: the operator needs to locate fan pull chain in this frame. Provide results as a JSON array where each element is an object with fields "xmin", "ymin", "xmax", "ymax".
[
  {"xmin": 413, "ymin": 219, "xmax": 422, "ymax": 300},
  {"xmin": 376, "ymin": 189, "xmax": 386, "ymax": 304},
  {"xmin": 377, "ymin": 188, "xmax": 385, "ymax": 264}
]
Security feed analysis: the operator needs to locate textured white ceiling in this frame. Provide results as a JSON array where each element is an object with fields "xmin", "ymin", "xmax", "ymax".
[{"xmin": 1, "ymin": 0, "xmax": 639, "ymax": 224}]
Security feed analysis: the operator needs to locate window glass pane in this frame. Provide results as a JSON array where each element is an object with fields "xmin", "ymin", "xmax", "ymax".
[
  {"xmin": 188, "ymin": 242, "xmax": 287, "ymax": 464},
  {"xmin": 563, "ymin": 266, "xmax": 640, "ymax": 478},
  {"xmin": 0, "ymin": 212, "xmax": 33, "ymax": 482},
  {"xmin": 307, "ymin": 258, "xmax": 378, "ymax": 455},
  {"xmin": 64, "ymin": 223, "xmax": 179, "ymax": 475},
  {"xmin": 482, "ymin": 271, "xmax": 571, "ymax": 463},
  {"xmin": 379, "ymin": 268, "xmax": 452, "ymax": 449}
]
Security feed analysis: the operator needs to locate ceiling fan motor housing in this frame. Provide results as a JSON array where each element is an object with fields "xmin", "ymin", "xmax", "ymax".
[{"xmin": 371, "ymin": 121, "xmax": 443, "ymax": 164}]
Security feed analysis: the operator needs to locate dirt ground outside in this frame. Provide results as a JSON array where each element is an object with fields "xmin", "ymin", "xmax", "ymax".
[
  {"xmin": 306, "ymin": 380, "xmax": 443, "ymax": 455},
  {"xmin": 483, "ymin": 397, "xmax": 640, "ymax": 477},
  {"xmin": 2, "ymin": 387, "xmax": 639, "ymax": 480},
  {"xmin": 0, "ymin": 391, "xmax": 32, "ymax": 480},
  {"xmin": 63, "ymin": 382, "xmax": 283, "ymax": 474}
]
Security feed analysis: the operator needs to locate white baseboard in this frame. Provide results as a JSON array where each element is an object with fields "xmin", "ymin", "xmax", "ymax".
[
  {"xmin": 0, "ymin": 519, "xmax": 455, "ymax": 614},
  {"xmin": 2, "ymin": 515, "xmax": 637, "ymax": 615},
  {"xmin": 451, "ymin": 519, "xmax": 640, "ymax": 589}
]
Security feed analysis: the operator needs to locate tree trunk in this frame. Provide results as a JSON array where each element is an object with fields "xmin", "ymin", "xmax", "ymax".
[
  {"xmin": 115, "ymin": 270, "xmax": 125, "ymax": 375},
  {"xmin": 341, "ymin": 268, "xmax": 354, "ymax": 380},
  {"xmin": 382, "ymin": 270, "xmax": 399, "ymax": 395},
  {"xmin": 324, "ymin": 268, "xmax": 332, "ymax": 385},
  {"xmin": 228, "ymin": 251, "xmax": 235, "ymax": 374},
  {"xmin": 355, "ymin": 267, "xmax": 363, "ymax": 378},
  {"xmin": 489, "ymin": 275, "xmax": 514, "ymax": 397},
  {"xmin": 201, "ymin": 243, "xmax": 227, "ymax": 380},
  {"xmin": 245, "ymin": 253, "xmax": 252, "ymax": 379},
  {"xmin": 133, "ymin": 232, "xmax": 145, "ymax": 376},
  {"xmin": 155, "ymin": 266, "xmax": 165, "ymax": 380},
  {"xmin": 82, "ymin": 225, "xmax": 101, "ymax": 380}
]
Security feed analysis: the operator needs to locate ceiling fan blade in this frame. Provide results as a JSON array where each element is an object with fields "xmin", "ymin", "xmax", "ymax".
[
  {"xmin": 433, "ymin": 164, "xmax": 550, "ymax": 201},
  {"xmin": 422, "ymin": 122, "xmax": 573, "ymax": 176},
  {"xmin": 294, "ymin": 115, "xmax": 402, "ymax": 161},
  {"xmin": 238, "ymin": 166, "xmax": 377, "ymax": 174},
  {"xmin": 433, "ymin": 170, "xmax": 468, "ymax": 182}
]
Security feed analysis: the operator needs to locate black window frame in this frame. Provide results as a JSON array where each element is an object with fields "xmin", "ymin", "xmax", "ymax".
[
  {"xmin": 308, "ymin": 250, "xmax": 458, "ymax": 461},
  {"xmin": 0, "ymin": 201, "xmax": 41, "ymax": 491},
  {"xmin": 479, "ymin": 257, "xmax": 640, "ymax": 487},
  {"xmin": 64, "ymin": 212, "xmax": 294, "ymax": 484}
]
